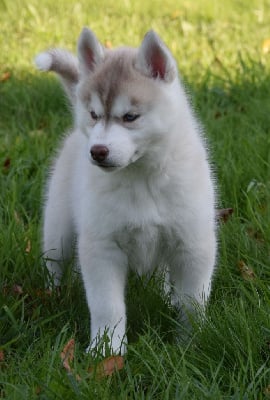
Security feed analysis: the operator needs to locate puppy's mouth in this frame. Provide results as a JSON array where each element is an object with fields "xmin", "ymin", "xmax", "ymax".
[{"xmin": 91, "ymin": 160, "xmax": 120, "ymax": 172}]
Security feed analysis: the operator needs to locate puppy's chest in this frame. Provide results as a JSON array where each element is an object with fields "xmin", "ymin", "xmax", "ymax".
[{"xmin": 115, "ymin": 224, "xmax": 169, "ymax": 275}]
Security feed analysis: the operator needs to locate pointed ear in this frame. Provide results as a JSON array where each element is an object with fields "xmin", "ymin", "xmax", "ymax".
[
  {"xmin": 77, "ymin": 27, "xmax": 104, "ymax": 73},
  {"xmin": 135, "ymin": 30, "xmax": 176, "ymax": 82},
  {"xmin": 35, "ymin": 49, "xmax": 79, "ymax": 106}
]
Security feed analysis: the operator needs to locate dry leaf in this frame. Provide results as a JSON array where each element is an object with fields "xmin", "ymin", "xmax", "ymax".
[
  {"xmin": 246, "ymin": 227, "xmax": 264, "ymax": 244},
  {"xmin": 60, "ymin": 339, "xmax": 124, "ymax": 382},
  {"xmin": 171, "ymin": 10, "xmax": 181, "ymax": 19},
  {"xmin": 13, "ymin": 284, "xmax": 23, "ymax": 295},
  {"xmin": 217, "ymin": 208, "xmax": 233, "ymax": 223},
  {"xmin": 264, "ymin": 385, "xmax": 270, "ymax": 397},
  {"xmin": 214, "ymin": 111, "xmax": 222, "ymax": 119},
  {"xmin": 14, "ymin": 210, "xmax": 21, "ymax": 224},
  {"xmin": 0, "ymin": 71, "xmax": 11, "ymax": 82},
  {"xmin": 0, "ymin": 350, "xmax": 6, "ymax": 371},
  {"xmin": 35, "ymin": 386, "xmax": 42, "ymax": 395},
  {"xmin": 3, "ymin": 158, "xmax": 11, "ymax": 170},
  {"xmin": 105, "ymin": 40, "xmax": 112, "ymax": 49},
  {"xmin": 89, "ymin": 355, "xmax": 124, "ymax": 378},
  {"xmin": 61, "ymin": 338, "xmax": 75, "ymax": 374},
  {"xmin": 3, "ymin": 284, "xmax": 23, "ymax": 296},
  {"xmin": 262, "ymin": 39, "xmax": 270, "ymax": 54},
  {"xmin": 25, "ymin": 239, "xmax": 31, "ymax": 253},
  {"xmin": 238, "ymin": 260, "xmax": 255, "ymax": 280},
  {"xmin": 34, "ymin": 289, "xmax": 52, "ymax": 306},
  {"xmin": 60, "ymin": 339, "xmax": 81, "ymax": 381},
  {"xmin": 35, "ymin": 288, "xmax": 52, "ymax": 297}
]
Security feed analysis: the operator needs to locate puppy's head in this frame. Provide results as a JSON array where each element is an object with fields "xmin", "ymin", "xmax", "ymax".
[{"xmin": 36, "ymin": 28, "xmax": 179, "ymax": 171}]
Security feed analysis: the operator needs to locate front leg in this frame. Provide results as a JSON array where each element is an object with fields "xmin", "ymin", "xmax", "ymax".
[
  {"xmin": 169, "ymin": 233, "xmax": 216, "ymax": 313},
  {"xmin": 78, "ymin": 236, "xmax": 128, "ymax": 355}
]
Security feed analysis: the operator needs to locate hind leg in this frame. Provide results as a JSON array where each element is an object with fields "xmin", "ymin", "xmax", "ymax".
[
  {"xmin": 42, "ymin": 134, "xmax": 79, "ymax": 285},
  {"xmin": 42, "ymin": 132, "xmax": 83, "ymax": 286},
  {"xmin": 43, "ymin": 196, "xmax": 74, "ymax": 286},
  {"xmin": 43, "ymin": 191, "xmax": 74, "ymax": 286}
]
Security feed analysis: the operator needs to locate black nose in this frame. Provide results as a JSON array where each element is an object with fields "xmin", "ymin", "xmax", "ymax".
[{"xmin": 90, "ymin": 145, "xmax": 109, "ymax": 163}]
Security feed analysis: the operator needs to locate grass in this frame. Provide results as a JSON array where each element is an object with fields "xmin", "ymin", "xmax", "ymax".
[{"xmin": 1, "ymin": 0, "xmax": 270, "ymax": 398}]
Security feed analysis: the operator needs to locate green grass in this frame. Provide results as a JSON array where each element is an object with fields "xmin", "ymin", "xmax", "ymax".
[{"xmin": 1, "ymin": 0, "xmax": 270, "ymax": 398}]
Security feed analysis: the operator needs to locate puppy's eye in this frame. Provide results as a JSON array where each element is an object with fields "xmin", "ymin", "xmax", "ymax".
[
  {"xmin": 122, "ymin": 113, "xmax": 140, "ymax": 123},
  {"xmin": 90, "ymin": 111, "xmax": 99, "ymax": 120}
]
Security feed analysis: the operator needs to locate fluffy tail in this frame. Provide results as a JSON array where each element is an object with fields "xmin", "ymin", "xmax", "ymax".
[{"xmin": 35, "ymin": 49, "xmax": 79, "ymax": 106}]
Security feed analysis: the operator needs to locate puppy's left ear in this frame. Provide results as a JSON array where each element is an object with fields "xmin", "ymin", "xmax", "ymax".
[
  {"xmin": 77, "ymin": 27, "xmax": 104, "ymax": 74},
  {"xmin": 135, "ymin": 30, "xmax": 177, "ymax": 83}
]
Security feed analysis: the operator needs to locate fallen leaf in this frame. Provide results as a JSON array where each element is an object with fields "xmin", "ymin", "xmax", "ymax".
[
  {"xmin": 3, "ymin": 284, "xmax": 23, "ymax": 296},
  {"xmin": 35, "ymin": 288, "xmax": 52, "ymax": 297},
  {"xmin": 264, "ymin": 385, "xmax": 270, "ymax": 397},
  {"xmin": 35, "ymin": 386, "xmax": 42, "ymax": 395},
  {"xmin": 60, "ymin": 339, "xmax": 124, "ymax": 382},
  {"xmin": 262, "ymin": 38, "xmax": 270, "ymax": 54},
  {"xmin": 25, "ymin": 239, "xmax": 31, "ymax": 253},
  {"xmin": 14, "ymin": 210, "xmax": 21, "ymax": 224},
  {"xmin": 0, "ymin": 349, "xmax": 7, "ymax": 372},
  {"xmin": 89, "ymin": 355, "xmax": 124, "ymax": 378},
  {"xmin": 0, "ymin": 71, "xmax": 11, "ymax": 82},
  {"xmin": 246, "ymin": 227, "xmax": 264, "ymax": 244},
  {"xmin": 33, "ymin": 289, "xmax": 52, "ymax": 306},
  {"xmin": 171, "ymin": 10, "xmax": 181, "ymax": 19},
  {"xmin": 238, "ymin": 260, "xmax": 256, "ymax": 280},
  {"xmin": 217, "ymin": 208, "xmax": 233, "ymax": 223},
  {"xmin": 2, "ymin": 285, "xmax": 9, "ymax": 296},
  {"xmin": 3, "ymin": 158, "xmax": 11, "ymax": 170},
  {"xmin": 61, "ymin": 338, "xmax": 75, "ymax": 374},
  {"xmin": 13, "ymin": 284, "xmax": 23, "ymax": 295},
  {"xmin": 104, "ymin": 40, "xmax": 112, "ymax": 49}
]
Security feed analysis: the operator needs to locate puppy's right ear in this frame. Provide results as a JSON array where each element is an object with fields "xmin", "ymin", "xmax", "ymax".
[
  {"xmin": 35, "ymin": 49, "xmax": 79, "ymax": 106},
  {"xmin": 77, "ymin": 27, "xmax": 104, "ymax": 73}
]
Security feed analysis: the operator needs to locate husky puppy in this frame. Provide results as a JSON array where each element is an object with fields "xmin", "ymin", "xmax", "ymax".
[{"xmin": 35, "ymin": 28, "xmax": 216, "ymax": 355}]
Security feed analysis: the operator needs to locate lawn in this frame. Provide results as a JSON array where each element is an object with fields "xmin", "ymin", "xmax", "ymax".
[{"xmin": 1, "ymin": 0, "xmax": 270, "ymax": 398}]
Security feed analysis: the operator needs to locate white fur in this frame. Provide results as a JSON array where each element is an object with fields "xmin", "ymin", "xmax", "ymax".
[
  {"xmin": 35, "ymin": 52, "xmax": 53, "ymax": 71},
  {"xmin": 39, "ymin": 28, "xmax": 217, "ymax": 355}
]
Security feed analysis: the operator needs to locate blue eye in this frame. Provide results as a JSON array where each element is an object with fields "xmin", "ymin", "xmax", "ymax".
[{"xmin": 122, "ymin": 113, "xmax": 140, "ymax": 123}]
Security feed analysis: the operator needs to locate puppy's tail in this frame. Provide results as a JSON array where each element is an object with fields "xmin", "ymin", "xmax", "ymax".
[{"xmin": 35, "ymin": 49, "xmax": 79, "ymax": 107}]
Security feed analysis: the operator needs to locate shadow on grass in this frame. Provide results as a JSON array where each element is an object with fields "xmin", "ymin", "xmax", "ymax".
[{"xmin": 0, "ymin": 71, "xmax": 71, "ymax": 137}]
